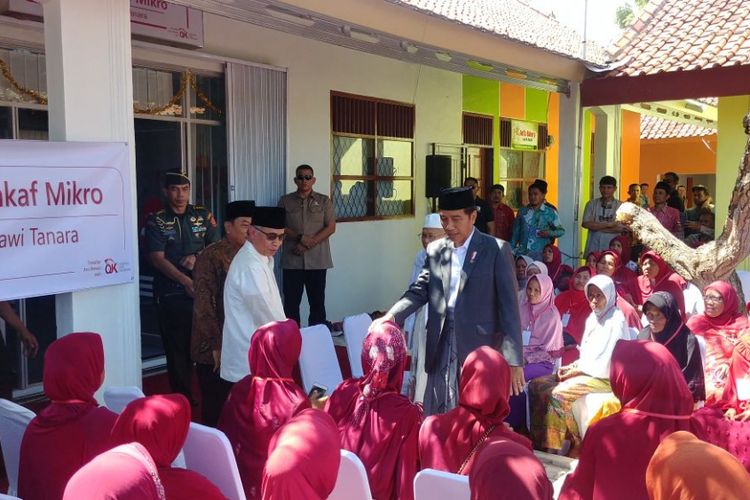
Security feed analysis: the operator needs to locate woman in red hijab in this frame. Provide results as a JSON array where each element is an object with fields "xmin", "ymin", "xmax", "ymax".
[
  {"xmin": 559, "ymin": 340, "xmax": 693, "ymax": 500},
  {"xmin": 324, "ymin": 320, "xmax": 422, "ymax": 500},
  {"xmin": 691, "ymin": 331, "xmax": 750, "ymax": 473},
  {"xmin": 18, "ymin": 332, "xmax": 118, "ymax": 500},
  {"xmin": 555, "ymin": 266, "xmax": 594, "ymax": 365},
  {"xmin": 63, "ymin": 443, "xmax": 166, "ymax": 500},
  {"xmin": 218, "ymin": 319, "xmax": 310, "ymax": 499},
  {"xmin": 469, "ymin": 438, "xmax": 552, "ymax": 500},
  {"xmin": 261, "ymin": 408, "xmax": 341, "ymax": 500},
  {"xmin": 112, "ymin": 394, "xmax": 224, "ymax": 499},
  {"xmin": 542, "ymin": 243, "xmax": 573, "ymax": 290},
  {"xmin": 637, "ymin": 251, "xmax": 686, "ymax": 318},
  {"xmin": 419, "ymin": 347, "xmax": 531, "ymax": 475}
]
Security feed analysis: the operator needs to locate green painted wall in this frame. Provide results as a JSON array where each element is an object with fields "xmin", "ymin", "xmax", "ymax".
[
  {"xmin": 716, "ymin": 96, "xmax": 750, "ymax": 271},
  {"xmin": 525, "ymin": 88, "xmax": 549, "ymax": 123},
  {"xmin": 579, "ymin": 110, "xmax": 594, "ymax": 258},
  {"xmin": 463, "ymin": 75, "xmax": 500, "ymax": 182}
]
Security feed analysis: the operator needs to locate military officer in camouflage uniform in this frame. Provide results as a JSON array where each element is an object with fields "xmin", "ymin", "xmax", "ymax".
[{"xmin": 145, "ymin": 171, "xmax": 219, "ymax": 402}]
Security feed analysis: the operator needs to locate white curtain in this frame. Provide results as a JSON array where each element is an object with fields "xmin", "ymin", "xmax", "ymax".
[{"xmin": 226, "ymin": 62, "xmax": 287, "ymax": 206}]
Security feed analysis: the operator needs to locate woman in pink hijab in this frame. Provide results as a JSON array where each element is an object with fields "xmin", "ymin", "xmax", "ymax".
[
  {"xmin": 325, "ymin": 320, "xmax": 423, "ymax": 500},
  {"xmin": 18, "ymin": 332, "xmax": 118, "ymax": 500},
  {"xmin": 112, "ymin": 394, "xmax": 224, "ymax": 499},
  {"xmin": 63, "ymin": 443, "xmax": 166, "ymax": 500},
  {"xmin": 508, "ymin": 273, "xmax": 563, "ymax": 428},
  {"xmin": 469, "ymin": 438, "xmax": 552, "ymax": 500},
  {"xmin": 261, "ymin": 408, "xmax": 341, "ymax": 500},
  {"xmin": 419, "ymin": 346, "xmax": 531, "ymax": 475},
  {"xmin": 686, "ymin": 280, "xmax": 749, "ymax": 405},
  {"xmin": 559, "ymin": 340, "xmax": 693, "ymax": 500},
  {"xmin": 218, "ymin": 319, "xmax": 310, "ymax": 499}
]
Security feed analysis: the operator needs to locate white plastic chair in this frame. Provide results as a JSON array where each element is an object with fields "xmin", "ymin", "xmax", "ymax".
[
  {"xmin": 327, "ymin": 449, "xmax": 372, "ymax": 500},
  {"xmin": 299, "ymin": 324, "xmax": 343, "ymax": 394},
  {"xmin": 737, "ymin": 270, "xmax": 750, "ymax": 303},
  {"xmin": 533, "ymin": 451, "xmax": 578, "ymax": 499},
  {"xmin": 342, "ymin": 313, "xmax": 372, "ymax": 378},
  {"xmin": 413, "ymin": 469, "xmax": 470, "ymax": 500},
  {"xmin": 103, "ymin": 386, "xmax": 186, "ymax": 468},
  {"xmin": 0, "ymin": 399, "xmax": 36, "ymax": 496},
  {"xmin": 103, "ymin": 386, "xmax": 145, "ymax": 414},
  {"xmin": 684, "ymin": 283, "xmax": 705, "ymax": 319},
  {"xmin": 183, "ymin": 422, "xmax": 246, "ymax": 500},
  {"xmin": 0, "ymin": 494, "xmax": 22, "ymax": 500},
  {"xmin": 571, "ymin": 392, "xmax": 615, "ymax": 437}
]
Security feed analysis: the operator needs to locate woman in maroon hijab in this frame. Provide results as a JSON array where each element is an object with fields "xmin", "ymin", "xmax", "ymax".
[
  {"xmin": 596, "ymin": 250, "xmax": 640, "ymax": 307},
  {"xmin": 218, "ymin": 319, "xmax": 310, "ymax": 499},
  {"xmin": 559, "ymin": 340, "xmax": 693, "ymax": 500},
  {"xmin": 325, "ymin": 320, "xmax": 422, "ymax": 500},
  {"xmin": 261, "ymin": 408, "xmax": 341, "ymax": 500},
  {"xmin": 18, "ymin": 332, "xmax": 118, "ymax": 500},
  {"xmin": 469, "ymin": 438, "xmax": 552, "ymax": 500},
  {"xmin": 63, "ymin": 443, "xmax": 166, "ymax": 500},
  {"xmin": 112, "ymin": 394, "xmax": 224, "ymax": 499},
  {"xmin": 419, "ymin": 346, "xmax": 531, "ymax": 475},
  {"xmin": 542, "ymin": 243, "xmax": 573, "ymax": 290},
  {"xmin": 637, "ymin": 251, "xmax": 687, "ymax": 318}
]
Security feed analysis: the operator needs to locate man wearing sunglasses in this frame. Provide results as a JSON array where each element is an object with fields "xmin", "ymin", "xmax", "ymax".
[
  {"xmin": 278, "ymin": 164, "xmax": 336, "ymax": 329},
  {"xmin": 221, "ymin": 206, "xmax": 287, "ymax": 383}
]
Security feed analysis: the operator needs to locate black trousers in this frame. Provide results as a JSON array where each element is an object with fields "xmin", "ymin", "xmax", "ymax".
[
  {"xmin": 156, "ymin": 293, "xmax": 194, "ymax": 401},
  {"xmin": 195, "ymin": 363, "xmax": 233, "ymax": 427},
  {"xmin": 282, "ymin": 269, "xmax": 328, "ymax": 327}
]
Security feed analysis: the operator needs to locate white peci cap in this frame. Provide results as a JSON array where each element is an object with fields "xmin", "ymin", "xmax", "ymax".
[{"xmin": 423, "ymin": 213, "xmax": 442, "ymax": 229}]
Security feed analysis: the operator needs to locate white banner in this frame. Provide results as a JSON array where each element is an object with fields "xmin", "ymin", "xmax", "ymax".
[{"xmin": 0, "ymin": 140, "xmax": 135, "ymax": 301}]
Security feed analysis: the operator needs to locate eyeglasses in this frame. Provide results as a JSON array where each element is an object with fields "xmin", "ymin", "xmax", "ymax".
[
  {"xmin": 254, "ymin": 226, "xmax": 285, "ymax": 242},
  {"xmin": 295, "ymin": 175, "xmax": 313, "ymax": 181},
  {"xmin": 703, "ymin": 294, "xmax": 723, "ymax": 304}
]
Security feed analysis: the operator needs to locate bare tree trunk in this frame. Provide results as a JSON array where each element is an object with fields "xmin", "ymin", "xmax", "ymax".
[{"xmin": 616, "ymin": 114, "xmax": 750, "ymax": 307}]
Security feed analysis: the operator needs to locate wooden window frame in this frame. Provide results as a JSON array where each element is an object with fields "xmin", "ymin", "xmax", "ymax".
[{"xmin": 331, "ymin": 91, "xmax": 415, "ymax": 222}]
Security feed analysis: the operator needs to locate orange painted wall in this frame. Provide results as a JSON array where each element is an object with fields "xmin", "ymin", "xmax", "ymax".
[
  {"xmin": 500, "ymin": 82, "xmax": 525, "ymax": 119},
  {"xmin": 639, "ymin": 136, "xmax": 717, "ymax": 187},
  {"xmin": 546, "ymin": 92, "xmax": 559, "ymax": 207},
  {"xmin": 620, "ymin": 110, "xmax": 641, "ymax": 199}
]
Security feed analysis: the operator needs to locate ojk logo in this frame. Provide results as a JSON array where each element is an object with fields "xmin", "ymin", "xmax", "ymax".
[{"xmin": 105, "ymin": 258, "xmax": 119, "ymax": 274}]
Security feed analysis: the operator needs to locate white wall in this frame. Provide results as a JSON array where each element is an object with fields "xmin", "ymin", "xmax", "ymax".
[{"xmin": 202, "ymin": 14, "xmax": 463, "ymax": 322}]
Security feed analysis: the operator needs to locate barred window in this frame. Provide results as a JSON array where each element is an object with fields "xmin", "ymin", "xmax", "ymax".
[{"xmin": 331, "ymin": 92, "xmax": 414, "ymax": 221}]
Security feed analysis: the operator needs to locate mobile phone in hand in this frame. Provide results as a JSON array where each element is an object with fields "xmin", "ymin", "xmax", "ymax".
[{"xmin": 308, "ymin": 384, "xmax": 328, "ymax": 398}]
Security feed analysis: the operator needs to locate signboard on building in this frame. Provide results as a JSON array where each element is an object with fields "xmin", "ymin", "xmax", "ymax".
[
  {"xmin": 0, "ymin": 140, "xmax": 135, "ymax": 301},
  {"xmin": 511, "ymin": 120, "xmax": 539, "ymax": 150},
  {"xmin": 0, "ymin": 0, "xmax": 204, "ymax": 49}
]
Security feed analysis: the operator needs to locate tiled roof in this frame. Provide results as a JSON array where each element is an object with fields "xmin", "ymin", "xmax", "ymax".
[
  {"xmin": 385, "ymin": 0, "xmax": 610, "ymax": 65},
  {"xmin": 640, "ymin": 114, "xmax": 716, "ymax": 140},
  {"xmin": 613, "ymin": 0, "xmax": 750, "ymax": 76}
]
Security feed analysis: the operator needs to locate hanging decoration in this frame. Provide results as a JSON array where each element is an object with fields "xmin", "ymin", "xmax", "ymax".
[
  {"xmin": 0, "ymin": 58, "xmax": 222, "ymax": 117},
  {"xmin": 0, "ymin": 57, "xmax": 48, "ymax": 105}
]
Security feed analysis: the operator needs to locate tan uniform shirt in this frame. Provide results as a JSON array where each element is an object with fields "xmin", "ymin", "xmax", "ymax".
[
  {"xmin": 278, "ymin": 190, "xmax": 334, "ymax": 270},
  {"xmin": 190, "ymin": 238, "xmax": 241, "ymax": 365}
]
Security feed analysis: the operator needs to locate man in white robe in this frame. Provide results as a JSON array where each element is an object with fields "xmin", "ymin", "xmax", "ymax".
[
  {"xmin": 404, "ymin": 213, "xmax": 444, "ymax": 402},
  {"xmin": 221, "ymin": 207, "xmax": 287, "ymax": 383}
]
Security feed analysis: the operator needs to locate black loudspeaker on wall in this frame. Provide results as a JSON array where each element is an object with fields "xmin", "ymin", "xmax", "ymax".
[{"xmin": 425, "ymin": 155, "xmax": 452, "ymax": 198}]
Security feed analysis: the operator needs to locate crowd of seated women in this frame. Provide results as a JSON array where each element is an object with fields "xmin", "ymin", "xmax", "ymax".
[{"xmin": 14, "ymin": 235, "xmax": 750, "ymax": 500}]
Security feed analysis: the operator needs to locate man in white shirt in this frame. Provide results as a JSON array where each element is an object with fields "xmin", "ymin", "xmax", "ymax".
[
  {"xmin": 221, "ymin": 206, "xmax": 286, "ymax": 383},
  {"xmin": 582, "ymin": 175, "xmax": 625, "ymax": 256},
  {"xmin": 404, "ymin": 213, "xmax": 445, "ymax": 402}
]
